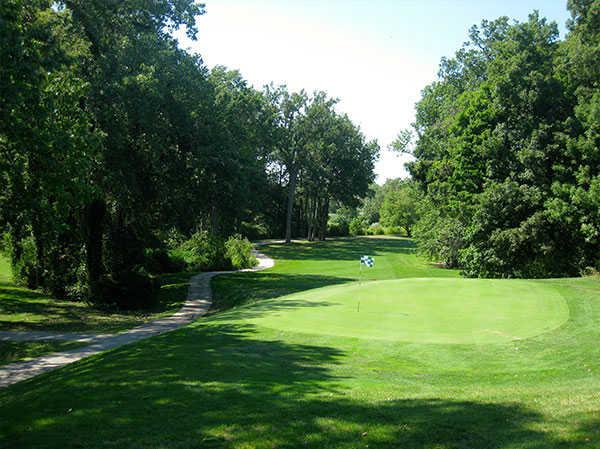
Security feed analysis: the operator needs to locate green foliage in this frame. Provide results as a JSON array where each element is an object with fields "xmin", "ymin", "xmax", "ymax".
[
  {"xmin": 349, "ymin": 216, "xmax": 368, "ymax": 236},
  {"xmin": 0, "ymin": 1, "xmax": 377, "ymax": 307},
  {"xmin": 239, "ymin": 220, "xmax": 269, "ymax": 241},
  {"xmin": 407, "ymin": 8, "xmax": 600, "ymax": 277},
  {"xmin": 366, "ymin": 223, "xmax": 384, "ymax": 235},
  {"xmin": 0, "ymin": 252, "xmax": 191, "ymax": 332},
  {"xmin": 383, "ymin": 226, "xmax": 404, "ymax": 235},
  {"xmin": 225, "ymin": 235, "xmax": 258, "ymax": 270},
  {"xmin": 7, "ymin": 235, "xmax": 38, "ymax": 289},
  {"xmin": 379, "ymin": 180, "xmax": 419, "ymax": 237},
  {"xmin": 172, "ymin": 231, "xmax": 229, "ymax": 272},
  {"xmin": 267, "ymin": 86, "xmax": 378, "ymax": 242},
  {"xmin": 414, "ymin": 206, "xmax": 466, "ymax": 268},
  {"xmin": 143, "ymin": 248, "xmax": 186, "ymax": 274},
  {"xmin": 327, "ymin": 206, "xmax": 354, "ymax": 237}
]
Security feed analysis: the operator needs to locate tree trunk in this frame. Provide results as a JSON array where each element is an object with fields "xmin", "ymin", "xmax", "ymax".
[
  {"xmin": 85, "ymin": 199, "xmax": 105, "ymax": 302},
  {"xmin": 284, "ymin": 165, "xmax": 298, "ymax": 244},
  {"xmin": 318, "ymin": 199, "xmax": 329, "ymax": 241},
  {"xmin": 31, "ymin": 216, "xmax": 44, "ymax": 290}
]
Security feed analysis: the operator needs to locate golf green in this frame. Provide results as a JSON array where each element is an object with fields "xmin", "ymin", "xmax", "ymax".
[{"xmin": 239, "ymin": 278, "xmax": 569, "ymax": 344}]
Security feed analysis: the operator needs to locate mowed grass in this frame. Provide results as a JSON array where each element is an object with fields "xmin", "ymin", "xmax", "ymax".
[
  {"xmin": 1, "ymin": 237, "xmax": 600, "ymax": 448},
  {"xmin": 210, "ymin": 236, "xmax": 458, "ymax": 311},
  {"xmin": 234, "ymin": 278, "xmax": 569, "ymax": 344}
]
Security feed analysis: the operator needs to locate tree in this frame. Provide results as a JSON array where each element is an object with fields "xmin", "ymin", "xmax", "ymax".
[
  {"xmin": 380, "ymin": 180, "xmax": 419, "ymax": 236},
  {"xmin": 265, "ymin": 85, "xmax": 308, "ymax": 244},
  {"xmin": 406, "ymin": 11, "xmax": 598, "ymax": 277}
]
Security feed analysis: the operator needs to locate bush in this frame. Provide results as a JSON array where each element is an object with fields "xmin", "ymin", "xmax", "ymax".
[
  {"xmin": 240, "ymin": 219, "xmax": 269, "ymax": 241},
  {"xmin": 225, "ymin": 234, "xmax": 258, "ymax": 269},
  {"xmin": 581, "ymin": 266, "xmax": 600, "ymax": 277},
  {"xmin": 383, "ymin": 226, "xmax": 404, "ymax": 235},
  {"xmin": 0, "ymin": 232, "xmax": 10, "ymax": 254},
  {"xmin": 327, "ymin": 214, "xmax": 350, "ymax": 236},
  {"xmin": 366, "ymin": 223, "xmax": 384, "ymax": 235},
  {"xmin": 171, "ymin": 231, "xmax": 229, "ymax": 271},
  {"xmin": 9, "ymin": 235, "xmax": 38, "ymax": 289},
  {"xmin": 144, "ymin": 248, "xmax": 186, "ymax": 274},
  {"xmin": 349, "ymin": 216, "xmax": 368, "ymax": 236},
  {"xmin": 414, "ymin": 209, "xmax": 466, "ymax": 268}
]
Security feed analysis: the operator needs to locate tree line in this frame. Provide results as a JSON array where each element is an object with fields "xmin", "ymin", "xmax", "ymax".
[
  {"xmin": 0, "ymin": 0, "xmax": 378, "ymax": 307},
  {"xmin": 399, "ymin": 1, "xmax": 600, "ymax": 278}
]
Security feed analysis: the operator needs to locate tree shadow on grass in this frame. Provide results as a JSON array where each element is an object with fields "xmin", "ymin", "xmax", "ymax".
[
  {"xmin": 0, "ymin": 322, "xmax": 569, "ymax": 449},
  {"xmin": 210, "ymin": 272, "xmax": 354, "ymax": 312},
  {"xmin": 264, "ymin": 237, "xmax": 416, "ymax": 262},
  {"xmin": 0, "ymin": 272, "xmax": 191, "ymax": 332}
]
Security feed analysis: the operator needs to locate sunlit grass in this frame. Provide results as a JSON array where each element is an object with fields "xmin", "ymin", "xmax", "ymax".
[{"xmin": 1, "ymin": 237, "xmax": 600, "ymax": 448}]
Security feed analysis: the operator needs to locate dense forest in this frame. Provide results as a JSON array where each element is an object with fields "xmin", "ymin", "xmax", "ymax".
[
  {"xmin": 349, "ymin": 1, "xmax": 600, "ymax": 279},
  {"xmin": 408, "ymin": 1, "xmax": 600, "ymax": 278},
  {"xmin": 0, "ymin": 0, "xmax": 378, "ymax": 307}
]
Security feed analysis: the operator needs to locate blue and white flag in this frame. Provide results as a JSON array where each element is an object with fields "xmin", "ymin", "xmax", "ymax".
[{"xmin": 360, "ymin": 255, "xmax": 374, "ymax": 267}]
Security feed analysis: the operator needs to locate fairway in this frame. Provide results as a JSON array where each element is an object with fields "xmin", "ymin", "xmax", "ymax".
[{"xmin": 237, "ymin": 278, "xmax": 569, "ymax": 344}]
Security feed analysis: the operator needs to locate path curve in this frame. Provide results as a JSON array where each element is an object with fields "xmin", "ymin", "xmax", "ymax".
[{"xmin": 0, "ymin": 250, "xmax": 274, "ymax": 388}]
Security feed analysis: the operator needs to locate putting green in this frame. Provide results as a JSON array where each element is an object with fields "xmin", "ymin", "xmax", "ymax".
[{"xmin": 240, "ymin": 279, "xmax": 569, "ymax": 344}]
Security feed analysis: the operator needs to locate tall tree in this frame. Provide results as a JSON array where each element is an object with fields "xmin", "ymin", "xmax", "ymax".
[{"xmin": 265, "ymin": 86, "xmax": 308, "ymax": 243}]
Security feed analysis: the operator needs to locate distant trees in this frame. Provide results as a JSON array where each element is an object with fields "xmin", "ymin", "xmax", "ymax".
[
  {"xmin": 380, "ymin": 181, "xmax": 419, "ymax": 237},
  {"xmin": 406, "ymin": 2, "xmax": 600, "ymax": 277},
  {"xmin": 0, "ymin": 1, "xmax": 377, "ymax": 306},
  {"xmin": 267, "ymin": 87, "xmax": 378, "ymax": 242},
  {"xmin": 332, "ymin": 179, "xmax": 419, "ymax": 237}
]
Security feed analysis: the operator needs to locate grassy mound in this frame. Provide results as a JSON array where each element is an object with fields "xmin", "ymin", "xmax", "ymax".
[{"xmin": 231, "ymin": 278, "xmax": 568, "ymax": 344}]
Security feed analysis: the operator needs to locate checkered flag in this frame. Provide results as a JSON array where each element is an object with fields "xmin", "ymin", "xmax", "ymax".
[{"xmin": 360, "ymin": 255, "xmax": 374, "ymax": 267}]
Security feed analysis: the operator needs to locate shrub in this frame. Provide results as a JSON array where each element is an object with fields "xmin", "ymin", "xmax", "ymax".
[
  {"xmin": 383, "ymin": 226, "xmax": 404, "ymax": 235},
  {"xmin": 240, "ymin": 219, "xmax": 269, "ymax": 241},
  {"xmin": 349, "ymin": 216, "xmax": 368, "ymax": 236},
  {"xmin": 171, "ymin": 231, "xmax": 229, "ymax": 271},
  {"xmin": 9, "ymin": 235, "xmax": 38, "ymax": 289},
  {"xmin": 366, "ymin": 223, "xmax": 384, "ymax": 235},
  {"xmin": 225, "ymin": 234, "xmax": 258, "ymax": 269},
  {"xmin": 327, "ymin": 214, "xmax": 350, "ymax": 237},
  {"xmin": 581, "ymin": 266, "xmax": 600, "ymax": 277},
  {"xmin": 414, "ymin": 209, "xmax": 466, "ymax": 269},
  {"xmin": 0, "ymin": 232, "xmax": 10, "ymax": 254},
  {"xmin": 144, "ymin": 248, "xmax": 186, "ymax": 274}
]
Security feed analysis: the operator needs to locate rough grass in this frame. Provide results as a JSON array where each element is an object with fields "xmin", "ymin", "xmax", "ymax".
[
  {"xmin": 0, "ymin": 255, "xmax": 190, "ymax": 333},
  {"xmin": 1, "ymin": 237, "xmax": 600, "ymax": 448},
  {"xmin": 0, "ymin": 255, "xmax": 192, "ymax": 366}
]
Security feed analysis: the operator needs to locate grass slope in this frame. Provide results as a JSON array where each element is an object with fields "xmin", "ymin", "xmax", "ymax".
[
  {"xmin": 0, "ymin": 340, "xmax": 86, "ymax": 367},
  {"xmin": 0, "ymin": 256, "xmax": 189, "ymax": 333},
  {"xmin": 0, "ymin": 255, "xmax": 191, "ymax": 366},
  {"xmin": 1, "ymin": 237, "xmax": 600, "ymax": 448}
]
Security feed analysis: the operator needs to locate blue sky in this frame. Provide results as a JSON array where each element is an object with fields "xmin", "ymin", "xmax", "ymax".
[{"xmin": 176, "ymin": 0, "xmax": 571, "ymax": 182}]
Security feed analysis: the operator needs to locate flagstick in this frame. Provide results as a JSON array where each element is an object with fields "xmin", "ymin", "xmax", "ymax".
[{"xmin": 359, "ymin": 260, "xmax": 362, "ymax": 285}]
